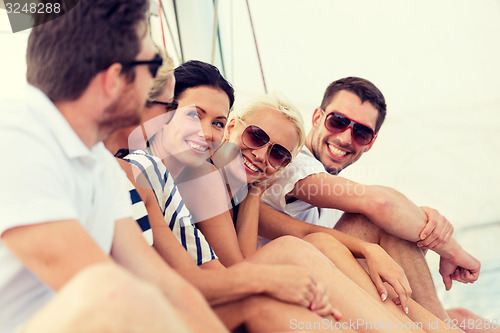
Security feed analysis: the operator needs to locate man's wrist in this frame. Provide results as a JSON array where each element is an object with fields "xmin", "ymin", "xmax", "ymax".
[{"xmin": 434, "ymin": 238, "xmax": 460, "ymax": 260}]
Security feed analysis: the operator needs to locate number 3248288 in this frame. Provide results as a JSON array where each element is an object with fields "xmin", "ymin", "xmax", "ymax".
[
  {"xmin": 444, "ymin": 318, "xmax": 499, "ymax": 330},
  {"xmin": 5, "ymin": 2, "xmax": 61, "ymax": 14}
]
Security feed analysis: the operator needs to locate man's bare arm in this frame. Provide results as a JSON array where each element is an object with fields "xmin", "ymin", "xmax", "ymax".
[
  {"xmin": 289, "ymin": 173, "xmax": 427, "ymax": 239},
  {"xmin": 263, "ymin": 172, "xmax": 480, "ymax": 288},
  {"xmin": 1, "ymin": 220, "xmax": 112, "ymax": 291},
  {"xmin": 111, "ymin": 218, "xmax": 228, "ymax": 332},
  {"xmin": 290, "ymin": 173, "xmax": 454, "ymax": 247},
  {"xmin": 120, "ymin": 160, "xmax": 332, "ymax": 311}
]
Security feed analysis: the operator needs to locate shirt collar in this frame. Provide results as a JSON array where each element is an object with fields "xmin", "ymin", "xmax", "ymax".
[{"xmin": 26, "ymin": 85, "xmax": 93, "ymax": 160}]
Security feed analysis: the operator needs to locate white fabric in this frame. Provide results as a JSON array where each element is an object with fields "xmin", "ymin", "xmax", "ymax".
[
  {"xmin": 0, "ymin": 85, "xmax": 133, "ymax": 332},
  {"xmin": 260, "ymin": 147, "xmax": 342, "ymax": 246},
  {"xmin": 124, "ymin": 150, "xmax": 217, "ymax": 266},
  {"xmin": 124, "ymin": 177, "xmax": 153, "ymax": 245}
]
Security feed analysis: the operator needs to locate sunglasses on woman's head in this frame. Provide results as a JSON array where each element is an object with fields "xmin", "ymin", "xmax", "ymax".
[
  {"xmin": 320, "ymin": 109, "xmax": 375, "ymax": 146},
  {"xmin": 237, "ymin": 118, "xmax": 292, "ymax": 169}
]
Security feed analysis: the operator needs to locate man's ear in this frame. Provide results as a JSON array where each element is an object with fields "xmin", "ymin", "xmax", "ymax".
[
  {"xmin": 363, "ymin": 133, "xmax": 378, "ymax": 153},
  {"xmin": 100, "ymin": 63, "xmax": 126, "ymax": 98},
  {"xmin": 311, "ymin": 107, "xmax": 323, "ymax": 129}
]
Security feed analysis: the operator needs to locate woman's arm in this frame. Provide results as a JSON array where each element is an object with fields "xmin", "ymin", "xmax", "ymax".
[
  {"xmin": 177, "ymin": 162, "xmax": 246, "ymax": 266},
  {"xmin": 233, "ymin": 186, "xmax": 261, "ymax": 257},
  {"xmin": 196, "ymin": 211, "xmax": 245, "ymax": 267}
]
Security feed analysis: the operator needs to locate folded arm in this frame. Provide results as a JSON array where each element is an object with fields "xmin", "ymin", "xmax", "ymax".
[
  {"xmin": 1, "ymin": 220, "xmax": 112, "ymax": 291},
  {"xmin": 289, "ymin": 173, "xmax": 456, "ymax": 249},
  {"xmin": 177, "ymin": 260, "xmax": 336, "ymax": 317},
  {"xmin": 111, "ymin": 218, "xmax": 227, "ymax": 332},
  {"xmin": 124, "ymin": 160, "xmax": 332, "ymax": 312},
  {"xmin": 128, "ymin": 197, "xmax": 332, "ymax": 314},
  {"xmin": 262, "ymin": 172, "xmax": 480, "ymax": 289}
]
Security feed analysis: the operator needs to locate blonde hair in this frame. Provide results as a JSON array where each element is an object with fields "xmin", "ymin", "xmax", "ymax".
[
  {"xmin": 146, "ymin": 45, "xmax": 175, "ymax": 104},
  {"xmin": 227, "ymin": 92, "xmax": 305, "ymax": 158}
]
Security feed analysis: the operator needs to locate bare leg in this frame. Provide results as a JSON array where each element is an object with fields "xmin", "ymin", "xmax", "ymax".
[
  {"xmin": 334, "ymin": 213, "xmax": 449, "ymax": 320},
  {"xmin": 22, "ymin": 263, "xmax": 199, "ymax": 333},
  {"xmin": 215, "ymin": 295, "xmax": 350, "ymax": 333},
  {"xmin": 303, "ymin": 232, "xmax": 468, "ymax": 333},
  {"xmin": 447, "ymin": 308, "xmax": 500, "ymax": 333},
  {"xmin": 247, "ymin": 236, "xmax": 433, "ymax": 333}
]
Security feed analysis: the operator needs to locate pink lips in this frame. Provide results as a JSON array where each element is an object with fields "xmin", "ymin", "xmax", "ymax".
[
  {"xmin": 242, "ymin": 154, "xmax": 262, "ymax": 174},
  {"xmin": 327, "ymin": 143, "xmax": 349, "ymax": 161}
]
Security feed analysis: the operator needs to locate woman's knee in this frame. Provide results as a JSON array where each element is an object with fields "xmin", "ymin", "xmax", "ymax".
[
  {"xmin": 304, "ymin": 232, "xmax": 351, "ymax": 257},
  {"xmin": 253, "ymin": 235, "xmax": 323, "ymax": 266},
  {"xmin": 272, "ymin": 235, "xmax": 322, "ymax": 257}
]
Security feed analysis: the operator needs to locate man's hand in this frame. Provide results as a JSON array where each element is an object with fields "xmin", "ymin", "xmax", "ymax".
[
  {"xmin": 439, "ymin": 250, "xmax": 480, "ymax": 290},
  {"xmin": 417, "ymin": 206, "xmax": 454, "ymax": 250},
  {"xmin": 263, "ymin": 265, "xmax": 342, "ymax": 320},
  {"xmin": 364, "ymin": 244, "xmax": 412, "ymax": 314}
]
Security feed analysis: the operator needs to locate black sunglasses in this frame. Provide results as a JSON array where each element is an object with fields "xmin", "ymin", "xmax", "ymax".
[
  {"xmin": 237, "ymin": 118, "xmax": 292, "ymax": 169},
  {"xmin": 321, "ymin": 109, "xmax": 375, "ymax": 146},
  {"xmin": 121, "ymin": 53, "xmax": 163, "ymax": 78},
  {"xmin": 150, "ymin": 100, "xmax": 178, "ymax": 113}
]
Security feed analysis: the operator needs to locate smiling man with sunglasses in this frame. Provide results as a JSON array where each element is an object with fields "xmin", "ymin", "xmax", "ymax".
[{"xmin": 260, "ymin": 77, "xmax": 481, "ymax": 322}]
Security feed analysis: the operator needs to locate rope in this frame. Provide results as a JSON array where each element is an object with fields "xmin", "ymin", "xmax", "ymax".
[
  {"xmin": 245, "ymin": 0, "xmax": 267, "ymax": 94},
  {"xmin": 210, "ymin": 0, "xmax": 219, "ymax": 65},
  {"xmin": 210, "ymin": 0, "xmax": 226, "ymax": 76},
  {"xmin": 158, "ymin": 0, "xmax": 167, "ymax": 51},
  {"xmin": 230, "ymin": 0, "xmax": 234, "ymax": 82},
  {"xmin": 172, "ymin": 0, "xmax": 185, "ymax": 63},
  {"xmin": 216, "ymin": 21, "xmax": 226, "ymax": 77},
  {"xmin": 159, "ymin": 0, "xmax": 183, "ymax": 62}
]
